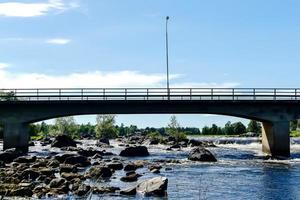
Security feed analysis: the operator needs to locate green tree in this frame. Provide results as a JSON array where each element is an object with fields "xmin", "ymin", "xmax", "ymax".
[
  {"xmin": 95, "ymin": 115, "xmax": 118, "ymax": 139},
  {"xmin": 51, "ymin": 116, "xmax": 79, "ymax": 138},
  {"xmin": 232, "ymin": 122, "xmax": 246, "ymax": 135},
  {"xmin": 290, "ymin": 120, "xmax": 298, "ymax": 131},
  {"xmin": 167, "ymin": 115, "xmax": 187, "ymax": 142},
  {"xmin": 247, "ymin": 120, "xmax": 261, "ymax": 133},
  {"xmin": 201, "ymin": 126, "xmax": 210, "ymax": 135},
  {"xmin": 223, "ymin": 121, "xmax": 234, "ymax": 135}
]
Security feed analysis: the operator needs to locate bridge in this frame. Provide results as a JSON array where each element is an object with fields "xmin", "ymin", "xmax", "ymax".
[{"xmin": 1, "ymin": 87, "xmax": 300, "ymax": 157}]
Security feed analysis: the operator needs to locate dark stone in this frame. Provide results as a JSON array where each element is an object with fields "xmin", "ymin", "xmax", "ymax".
[
  {"xmin": 188, "ymin": 147, "xmax": 217, "ymax": 162},
  {"xmin": 120, "ymin": 173, "xmax": 139, "ymax": 182},
  {"xmin": 60, "ymin": 164, "xmax": 78, "ymax": 173},
  {"xmin": 49, "ymin": 178, "xmax": 67, "ymax": 188},
  {"xmin": 85, "ymin": 166, "xmax": 112, "ymax": 178},
  {"xmin": 74, "ymin": 184, "xmax": 91, "ymax": 196},
  {"xmin": 99, "ymin": 138, "xmax": 110, "ymax": 145},
  {"xmin": 51, "ymin": 135, "xmax": 77, "ymax": 148},
  {"xmin": 107, "ymin": 161, "xmax": 123, "ymax": 170},
  {"xmin": 119, "ymin": 146, "xmax": 149, "ymax": 157},
  {"xmin": 14, "ymin": 156, "xmax": 36, "ymax": 163},
  {"xmin": 64, "ymin": 155, "xmax": 91, "ymax": 167},
  {"xmin": 124, "ymin": 163, "xmax": 138, "ymax": 171}
]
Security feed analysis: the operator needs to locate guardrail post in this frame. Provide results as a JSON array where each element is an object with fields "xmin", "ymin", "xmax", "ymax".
[
  {"xmin": 232, "ymin": 88, "xmax": 235, "ymax": 100},
  {"xmin": 81, "ymin": 89, "xmax": 83, "ymax": 100},
  {"xmin": 211, "ymin": 88, "xmax": 213, "ymax": 100},
  {"xmin": 125, "ymin": 89, "xmax": 127, "ymax": 100},
  {"xmin": 253, "ymin": 88, "xmax": 256, "ymax": 100},
  {"xmin": 59, "ymin": 89, "xmax": 61, "ymax": 100},
  {"xmin": 274, "ymin": 88, "xmax": 276, "ymax": 100},
  {"xmin": 103, "ymin": 89, "xmax": 106, "ymax": 100},
  {"xmin": 190, "ymin": 88, "xmax": 192, "ymax": 100},
  {"xmin": 147, "ymin": 89, "xmax": 149, "ymax": 100},
  {"xmin": 37, "ymin": 89, "xmax": 39, "ymax": 101},
  {"xmin": 295, "ymin": 89, "xmax": 297, "ymax": 100}
]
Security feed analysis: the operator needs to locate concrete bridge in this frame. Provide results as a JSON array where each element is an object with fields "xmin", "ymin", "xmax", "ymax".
[{"xmin": 1, "ymin": 87, "xmax": 300, "ymax": 157}]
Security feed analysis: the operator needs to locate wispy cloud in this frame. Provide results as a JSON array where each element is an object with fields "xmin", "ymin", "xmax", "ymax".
[
  {"xmin": 0, "ymin": 63, "xmax": 9, "ymax": 69},
  {"xmin": 0, "ymin": 67, "xmax": 239, "ymax": 89},
  {"xmin": 46, "ymin": 38, "xmax": 71, "ymax": 45},
  {"xmin": 0, "ymin": 0, "xmax": 79, "ymax": 17}
]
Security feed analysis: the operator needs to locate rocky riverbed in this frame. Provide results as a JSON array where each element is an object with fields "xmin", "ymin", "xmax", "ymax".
[{"xmin": 1, "ymin": 136, "xmax": 300, "ymax": 199}]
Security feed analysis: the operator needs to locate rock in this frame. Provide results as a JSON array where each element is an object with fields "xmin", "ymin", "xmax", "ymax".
[
  {"xmin": 85, "ymin": 166, "xmax": 112, "ymax": 179},
  {"xmin": 64, "ymin": 155, "xmax": 91, "ymax": 167},
  {"xmin": 21, "ymin": 169, "xmax": 40, "ymax": 180},
  {"xmin": 148, "ymin": 165, "xmax": 162, "ymax": 171},
  {"xmin": 188, "ymin": 139, "xmax": 202, "ymax": 147},
  {"xmin": 107, "ymin": 161, "xmax": 123, "ymax": 170},
  {"xmin": 133, "ymin": 160, "xmax": 147, "ymax": 168},
  {"xmin": 10, "ymin": 186, "xmax": 33, "ymax": 197},
  {"xmin": 165, "ymin": 167, "xmax": 172, "ymax": 171},
  {"xmin": 149, "ymin": 138, "xmax": 159, "ymax": 145},
  {"xmin": 0, "ymin": 161, "xmax": 5, "ymax": 168},
  {"xmin": 33, "ymin": 185, "xmax": 49, "ymax": 198},
  {"xmin": 31, "ymin": 160, "xmax": 47, "ymax": 168},
  {"xmin": 119, "ymin": 146, "xmax": 149, "ymax": 157},
  {"xmin": 55, "ymin": 153, "xmax": 76, "ymax": 163},
  {"xmin": 0, "ymin": 150, "xmax": 23, "ymax": 163},
  {"xmin": 60, "ymin": 164, "xmax": 77, "ymax": 173},
  {"xmin": 61, "ymin": 172, "xmax": 84, "ymax": 181},
  {"xmin": 120, "ymin": 172, "xmax": 139, "ymax": 182},
  {"xmin": 51, "ymin": 135, "xmax": 77, "ymax": 148},
  {"xmin": 39, "ymin": 168, "xmax": 55, "ymax": 176},
  {"xmin": 74, "ymin": 184, "xmax": 91, "ymax": 196},
  {"xmin": 28, "ymin": 141, "xmax": 35, "ymax": 146},
  {"xmin": 99, "ymin": 138, "xmax": 110, "ymax": 145},
  {"xmin": 78, "ymin": 148, "xmax": 103, "ymax": 157},
  {"xmin": 120, "ymin": 186, "xmax": 136, "ymax": 195},
  {"xmin": 188, "ymin": 147, "xmax": 217, "ymax": 162},
  {"xmin": 150, "ymin": 169, "xmax": 160, "ymax": 174},
  {"xmin": 49, "ymin": 178, "xmax": 67, "ymax": 188},
  {"xmin": 136, "ymin": 176, "xmax": 168, "ymax": 197},
  {"xmin": 93, "ymin": 186, "xmax": 120, "ymax": 194},
  {"xmin": 48, "ymin": 159, "xmax": 60, "ymax": 168},
  {"xmin": 170, "ymin": 144, "xmax": 181, "ymax": 149},
  {"xmin": 124, "ymin": 163, "xmax": 138, "ymax": 171}
]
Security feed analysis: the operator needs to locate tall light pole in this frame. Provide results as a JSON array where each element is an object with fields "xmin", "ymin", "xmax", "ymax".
[{"xmin": 165, "ymin": 16, "xmax": 170, "ymax": 100}]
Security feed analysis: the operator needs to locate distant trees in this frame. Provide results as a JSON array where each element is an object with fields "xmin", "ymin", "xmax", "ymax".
[
  {"xmin": 95, "ymin": 115, "xmax": 118, "ymax": 139},
  {"xmin": 247, "ymin": 120, "xmax": 261, "ymax": 133},
  {"xmin": 51, "ymin": 116, "xmax": 79, "ymax": 139},
  {"xmin": 200, "ymin": 121, "xmax": 247, "ymax": 135},
  {"xmin": 166, "ymin": 115, "xmax": 187, "ymax": 142}
]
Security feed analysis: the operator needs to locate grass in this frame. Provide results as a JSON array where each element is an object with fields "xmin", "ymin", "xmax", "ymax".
[{"xmin": 290, "ymin": 130, "xmax": 300, "ymax": 137}]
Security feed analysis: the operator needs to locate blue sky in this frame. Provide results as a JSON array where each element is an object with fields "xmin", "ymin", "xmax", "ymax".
[{"xmin": 0, "ymin": 0, "xmax": 300, "ymax": 128}]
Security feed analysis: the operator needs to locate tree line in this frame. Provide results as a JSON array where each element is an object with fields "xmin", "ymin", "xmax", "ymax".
[{"xmin": 0, "ymin": 115, "xmax": 263, "ymax": 140}]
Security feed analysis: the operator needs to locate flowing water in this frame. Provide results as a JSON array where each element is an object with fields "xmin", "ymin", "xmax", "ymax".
[{"xmin": 2, "ymin": 137, "xmax": 300, "ymax": 200}]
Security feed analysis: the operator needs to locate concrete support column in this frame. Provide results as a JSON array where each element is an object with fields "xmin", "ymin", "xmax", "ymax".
[
  {"xmin": 262, "ymin": 121, "xmax": 290, "ymax": 157},
  {"xmin": 3, "ymin": 122, "xmax": 29, "ymax": 153}
]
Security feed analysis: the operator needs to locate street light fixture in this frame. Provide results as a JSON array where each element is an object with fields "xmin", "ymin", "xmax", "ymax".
[{"xmin": 165, "ymin": 16, "xmax": 170, "ymax": 100}]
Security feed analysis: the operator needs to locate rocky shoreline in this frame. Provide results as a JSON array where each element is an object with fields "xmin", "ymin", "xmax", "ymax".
[{"xmin": 0, "ymin": 135, "xmax": 218, "ymax": 199}]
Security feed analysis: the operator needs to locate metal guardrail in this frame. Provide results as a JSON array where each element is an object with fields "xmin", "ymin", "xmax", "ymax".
[{"xmin": 0, "ymin": 88, "xmax": 300, "ymax": 101}]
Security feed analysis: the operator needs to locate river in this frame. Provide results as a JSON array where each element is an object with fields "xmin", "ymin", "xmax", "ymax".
[{"xmin": 1, "ymin": 137, "xmax": 300, "ymax": 200}]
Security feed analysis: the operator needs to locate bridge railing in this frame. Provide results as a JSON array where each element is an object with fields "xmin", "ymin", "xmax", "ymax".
[{"xmin": 0, "ymin": 88, "xmax": 300, "ymax": 101}]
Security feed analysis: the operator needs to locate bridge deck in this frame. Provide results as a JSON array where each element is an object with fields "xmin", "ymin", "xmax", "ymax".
[{"xmin": 1, "ymin": 88, "xmax": 300, "ymax": 101}]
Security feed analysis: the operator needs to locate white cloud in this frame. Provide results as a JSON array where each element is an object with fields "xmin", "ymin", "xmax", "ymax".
[
  {"xmin": 0, "ymin": 0, "xmax": 79, "ymax": 17},
  {"xmin": 0, "ymin": 63, "xmax": 9, "ymax": 69},
  {"xmin": 46, "ymin": 38, "xmax": 71, "ymax": 45},
  {"xmin": 0, "ymin": 67, "xmax": 239, "ymax": 89}
]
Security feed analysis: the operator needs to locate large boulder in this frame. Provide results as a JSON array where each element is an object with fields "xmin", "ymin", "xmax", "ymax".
[
  {"xmin": 14, "ymin": 156, "xmax": 36, "ymax": 164},
  {"xmin": 51, "ymin": 135, "xmax": 77, "ymax": 148},
  {"xmin": 64, "ymin": 155, "xmax": 91, "ymax": 167},
  {"xmin": 188, "ymin": 147, "xmax": 217, "ymax": 162},
  {"xmin": 107, "ymin": 161, "xmax": 123, "ymax": 170},
  {"xmin": 119, "ymin": 146, "xmax": 149, "ymax": 157},
  {"xmin": 0, "ymin": 149, "xmax": 23, "ymax": 163},
  {"xmin": 85, "ymin": 166, "xmax": 112, "ymax": 179},
  {"xmin": 120, "ymin": 186, "xmax": 136, "ymax": 195},
  {"xmin": 136, "ymin": 176, "xmax": 168, "ymax": 197},
  {"xmin": 99, "ymin": 138, "xmax": 110, "ymax": 145}
]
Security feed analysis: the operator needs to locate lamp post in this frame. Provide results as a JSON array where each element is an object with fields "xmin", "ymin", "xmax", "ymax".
[{"xmin": 165, "ymin": 16, "xmax": 170, "ymax": 100}]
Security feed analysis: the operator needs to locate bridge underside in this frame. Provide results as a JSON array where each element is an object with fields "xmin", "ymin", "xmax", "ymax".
[{"xmin": 0, "ymin": 100, "xmax": 298, "ymax": 157}]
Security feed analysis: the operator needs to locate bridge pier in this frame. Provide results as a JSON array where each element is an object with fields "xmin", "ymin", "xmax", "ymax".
[
  {"xmin": 3, "ymin": 122, "xmax": 29, "ymax": 153},
  {"xmin": 262, "ymin": 121, "xmax": 290, "ymax": 157}
]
